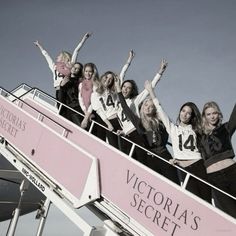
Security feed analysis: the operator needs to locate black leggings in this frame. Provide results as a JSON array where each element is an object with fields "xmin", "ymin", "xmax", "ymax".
[
  {"xmin": 106, "ymin": 118, "xmax": 122, "ymax": 149},
  {"xmin": 60, "ymin": 105, "xmax": 84, "ymax": 126},
  {"xmin": 90, "ymin": 112, "xmax": 107, "ymax": 142},
  {"xmin": 146, "ymin": 150, "xmax": 180, "ymax": 185},
  {"xmin": 120, "ymin": 130, "xmax": 147, "ymax": 164},
  {"xmin": 179, "ymin": 160, "xmax": 212, "ymax": 203},
  {"xmin": 208, "ymin": 163, "xmax": 236, "ymax": 218}
]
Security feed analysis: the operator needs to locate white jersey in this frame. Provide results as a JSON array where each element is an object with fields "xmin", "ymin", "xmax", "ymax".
[
  {"xmin": 116, "ymin": 92, "xmax": 148, "ymax": 135},
  {"xmin": 116, "ymin": 98, "xmax": 135, "ymax": 135},
  {"xmin": 91, "ymin": 90, "xmax": 118, "ymax": 121},
  {"xmin": 41, "ymin": 45, "xmax": 79, "ymax": 89},
  {"xmin": 117, "ymin": 73, "xmax": 163, "ymax": 135},
  {"xmin": 42, "ymin": 50, "xmax": 65, "ymax": 89},
  {"xmin": 153, "ymin": 98, "xmax": 202, "ymax": 160}
]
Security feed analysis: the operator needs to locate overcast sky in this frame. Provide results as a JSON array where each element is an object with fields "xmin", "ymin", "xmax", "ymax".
[{"xmin": 0, "ymin": 0, "xmax": 235, "ymax": 235}]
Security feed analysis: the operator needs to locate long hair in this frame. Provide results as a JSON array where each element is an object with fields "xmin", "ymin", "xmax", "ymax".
[
  {"xmin": 121, "ymin": 80, "xmax": 139, "ymax": 99},
  {"xmin": 57, "ymin": 51, "xmax": 72, "ymax": 64},
  {"xmin": 202, "ymin": 101, "xmax": 223, "ymax": 134},
  {"xmin": 139, "ymin": 98, "xmax": 161, "ymax": 131},
  {"xmin": 177, "ymin": 102, "xmax": 202, "ymax": 134},
  {"xmin": 82, "ymin": 63, "xmax": 99, "ymax": 83},
  {"xmin": 73, "ymin": 62, "xmax": 83, "ymax": 80},
  {"xmin": 96, "ymin": 71, "xmax": 116, "ymax": 95}
]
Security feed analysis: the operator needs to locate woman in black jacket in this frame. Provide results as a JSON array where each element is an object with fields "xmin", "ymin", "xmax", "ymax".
[
  {"xmin": 115, "ymin": 77, "xmax": 179, "ymax": 185},
  {"xmin": 201, "ymin": 101, "xmax": 236, "ymax": 218}
]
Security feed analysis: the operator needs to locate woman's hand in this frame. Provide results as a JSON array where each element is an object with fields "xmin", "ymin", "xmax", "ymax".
[
  {"xmin": 128, "ymin": 50, "xmax": 135, "ymax": 62},
  {"xmin": 81, "ymin": 117, "xmax": 89, "ymax": 129},
  {"xmin": 169, "ymin": 159, "xmax": 178, "ymax": 165},
  {"xmin": 33, "ymin": 40, "xmax": 40, "ymax": 47},
  {"xmin": 158, "ymin": 59, "xmax": 168, "ymax": 75},
  {"xmin": 107, "ymin": 123, "xmax": 114, "ymax": 131},
  {"xmin": 60, "ymin": 76, "xmax": 70, "ymax": 86},
  {"xmin": 117, "ymin": 130, "xmax": 125, "ymax": 136},
  {"xmin": 82, "ymin": 32, "xmax": 92, "ymax": 41}
]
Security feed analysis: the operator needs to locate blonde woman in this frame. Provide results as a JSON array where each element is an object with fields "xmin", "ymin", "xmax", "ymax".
[
  {"xmin": 116, "ymin": 78, "xmax": 179, "ymax": 184},
  {"xmin": 91, "ymin": 71, "xmax": 122, "ymax": 148},
  {"xmin": 34, "ymin": 32, "xmax": 91, "ymax": 100},
  {"xmin": 201, "ymin": 101, "xmax": 236, "ymax": 217},
  {"xmin": 79, "ymin": 63, "xmax": 99, "ymax": 129}
]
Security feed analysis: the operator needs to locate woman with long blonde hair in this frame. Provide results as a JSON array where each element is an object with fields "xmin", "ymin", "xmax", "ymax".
[
  {"xmin": 116, "ymin": 78, "xmax": 179, "ymax": 184},
  {"xmin": 34, "ymin": 32, "xmax": 91, "ymax": 100},
  {"xmin": 78, "ymin": 63, "xmax": 99, "ymax": 129},
  {"xmin": 201, "ymin": 101, "xmax": 236, "ymax": 218}
]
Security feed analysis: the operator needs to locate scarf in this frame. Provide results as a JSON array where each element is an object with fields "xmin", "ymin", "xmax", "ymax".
[
  {"xmin": 81, "ymin": 79, "xmax": 93, "ymax": 111},
  {"xmin": 55, "ymin": 62, "xmax": 72, "ymax": 76}
]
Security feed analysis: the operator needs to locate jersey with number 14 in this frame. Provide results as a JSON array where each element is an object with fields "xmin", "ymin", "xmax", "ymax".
[
  {"xmin": 117, "ymin": 73, "xmax": 164, "ymax": 135},
  {"xmin": 116, "ymin": 98, "xmax": 136, "ymax": 135},
  {"xmin": 153, "ymin": 98, "xmax": 202, "ymax": 160},
  {"xmin": 91, "ymin": 90, "xmax": 118, "ymax": 121}
]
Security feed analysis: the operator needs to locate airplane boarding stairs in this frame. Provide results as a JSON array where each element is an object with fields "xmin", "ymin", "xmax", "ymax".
[{"xmin": 0, "ymin": 84, "xmax": 236, "ymax": 236}]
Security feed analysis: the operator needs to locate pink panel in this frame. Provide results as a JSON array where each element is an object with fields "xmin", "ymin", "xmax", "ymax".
[
  {"xmin": 22, "ymin": 98, "xmax": 236, "ymax": 235},
  {"xmin": 0, "ymin": 97, "xmax": 92, "ymax": 202},
  {"xmin": 24, "ymin": 98, "xmax": 75, "ymax": 132},
  {"xmin": 21, "ymin": 99, "xmax": 66, "ymax": 135},
  {"xmin": 64, "ymin": 129, "xmax": 236, "ymax": 235}
]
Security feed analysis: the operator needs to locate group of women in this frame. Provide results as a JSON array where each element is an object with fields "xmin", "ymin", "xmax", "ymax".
[{"xmin": 34, "ymin": 32, "xmax": 236, "ymax": 219}]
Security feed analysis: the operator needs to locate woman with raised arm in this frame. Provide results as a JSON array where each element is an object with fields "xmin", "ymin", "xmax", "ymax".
[
  {"xmin": 90, "ymin": 50, "xmax": 140, "ymax": 148},
  {"xmin": 71, "ymin": 32, "xmax": 92, "ymax": 64},
  {"xmin": 145, "ymin": 80, "xmax": 211, "ymax": 203},
  {"xmin": 119, "ymin": 56, "xmax": 168, "ymax": 117},
  {"xmin": 89, "ymin": 52, "xmax": 135, "ymax": 147},
  {"xmin": 33, "ymin": 32, "xmax": 91, "ymax": 100},
  {"xmin": 115, "ymin": 77, "xmax": 179, "ymax": 184},
  {"xmin": 201, "ymin": 102, "xmax": 236, "ymax": 218},
  {"xmin": 116, "ymin": 57, "xmax": 168, "ymax": 158}
]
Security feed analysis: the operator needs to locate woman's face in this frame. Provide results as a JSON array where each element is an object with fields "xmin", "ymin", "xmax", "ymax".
[
  {"xmin": 71, "ymin": 63, "xmax": 82, "ymax": 76},
  {"xmin": 204, "ymin": 107, "xmax": 219, "ymax": 126},
  {"xmin": 142, "ymin": 99, "xmax": 155, "ymax": 116},
  {"xmin": 102, "ymin": 73, "xmax": 114, "ymax": 88},
  {"xmin": 84, "ymin": 66, "xmax": 93, "ymax": 80},
  {"xmin": 121, "ymin": 82, "xmax": 133, "ymax": 98},
  {"xmin": 179, "ymin": 105, "xmax": 192, "ymax": 124}
]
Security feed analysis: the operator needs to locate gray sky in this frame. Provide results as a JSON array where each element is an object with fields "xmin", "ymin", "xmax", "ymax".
[{"xmin": 0, "ymin": 0, "xmax": 235, "ymax": 235}]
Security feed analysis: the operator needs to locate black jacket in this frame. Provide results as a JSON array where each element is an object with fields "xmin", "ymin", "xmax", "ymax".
[
  {"xmin": 58, "ymin": 77, "xmax": 80, "ymax": 109},
  {"xmin": 200, "ymin": 104, "xmax": 236, "ymax": 167},
  {"xmin": 118, "ymin": 92, "xmax": 171, "ymax": 159}
]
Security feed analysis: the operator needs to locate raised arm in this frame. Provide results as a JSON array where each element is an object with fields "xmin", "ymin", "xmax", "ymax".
[
  {"xmin": 114, "ymin": 76, "xmax": 140, "ymax": 130},
  {"xmin": 34, "ymin": 40, "xmax": 54, "ymax": 71},
  {"xmin": 144, "ymin": 80, "xmax": 172, "ymax": 134},
  {"xmin": 144, "ymin": 80, "xmax": 157, "ymax": 101},
  {"xmin": 33, "ymin": 40, "xmax": 45, "ymax": 52},
  {"xmin": 229, "ymin": 103, "xmax": 236, "ymax": 136},
  {"xmin": 114, "ymin": 74, "xmax": 122, "ymax": 93},
  {"xmin": 71, "ymin": 32, "xmax": 92, "ymax": 63},
  {"xmin": 133, "ymin": 59, "xmax": 168, "ymax": 108},
  {"xmin": 119, "ymin": 50, "xmax": 135, "ymax": 84}
]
